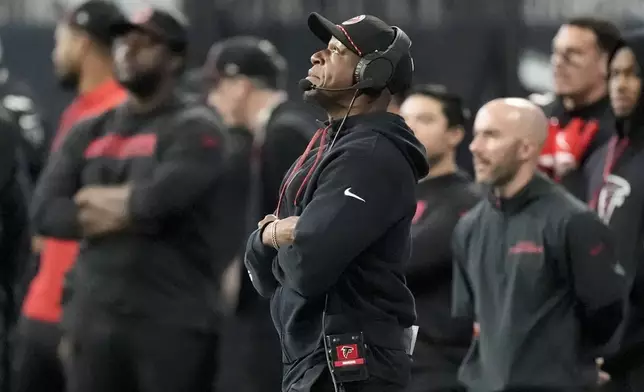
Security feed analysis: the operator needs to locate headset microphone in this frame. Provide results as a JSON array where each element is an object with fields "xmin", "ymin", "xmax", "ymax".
[{"xmin": 298, "ymin": 78, "xmax": 374, "ymax": 92}]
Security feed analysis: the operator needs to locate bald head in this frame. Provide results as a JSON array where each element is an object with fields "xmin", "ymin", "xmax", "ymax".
[
  {"xmin": 470, "ymin": 97, "xmax": 548, "ymax": 187},
  {"xmin": 477, "ymin": 97, "xmax": 549, "ymax": 148}
]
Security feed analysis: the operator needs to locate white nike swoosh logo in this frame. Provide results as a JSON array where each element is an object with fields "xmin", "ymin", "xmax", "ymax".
[
  {"xmin": 614, "ymin": 262, "xmax": 626, "ymax": 277},
  {"xmin": 344, "ymin": 187, "xmax": 365, "ymax": 202}
]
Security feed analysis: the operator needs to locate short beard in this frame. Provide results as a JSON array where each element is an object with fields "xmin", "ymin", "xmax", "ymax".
[
  {"xmin": 118, "ymin": 70, "xmax": 163, "ymax": 99},
  {"xmin": 57, "ymin": 71, "xmax": 80, "ymax": 92},
  {"xmin": 487, "ymin": 153, "xmax": 521, "ymax": 189},
  {"xmin": 303, "ymin": 89, "xmax": 351, "ymax": 115}
]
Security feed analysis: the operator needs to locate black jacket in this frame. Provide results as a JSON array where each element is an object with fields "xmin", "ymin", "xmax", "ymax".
[
  {"xmin": 31, "ymin": 92, "xmax": 241, "ymax": 330},
  {"xmin": 0, "ymin": 102, "xmax": 29, "ymax": 309},
  {"xmin": 585, "ymin": 31, "xmax": 644, "ymax": 373},
  {"xmin": 541, "ymin": 95, "xmax": 614, "ymax": 201},
  {"xmin": 406, "ymin": 171, "xmax": 480, "ymax": 392},
  {"xmin": 0, "ymin": 77, "xmax": 50, "ymax": 185},
  {"xmin": 244, "ymin": 112, "xmax": 429, "ymax": 391},
  {"xmin": 452, "ymin": 174, "xmax": 627, "ymax": 391}
]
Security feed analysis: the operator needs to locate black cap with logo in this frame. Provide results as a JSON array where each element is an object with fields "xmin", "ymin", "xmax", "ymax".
[
  {"xmin": 109, "ymin": 7, "xmax": 188, "ymax": 54},
  {"xmin": 307, "ymin": 13, "xmax": 413, "ymax": 93},
  {"xmin": 203, "ymin": 36, "xmax": 287, "ymax": 90},
  {"xmin": 65, "ymin": 0, "xmax": 127, "ymax": 47}
]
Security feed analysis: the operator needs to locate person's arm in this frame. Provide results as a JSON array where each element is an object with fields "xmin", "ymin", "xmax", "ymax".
[
  {"xmin": 30, "ymin": 123, "xmax": 88, "ymax": 239},
  {"xmin": 275, "ymin": 150, "xmax": 407, "ymax": 298},
  {"xmin": 127, "ymin": 116, "xmax": 226, "ymax": 223},
  {"xmin": 451, "ymin": 219, "xmax": 475, "ymax": 319},
  {"xmin": 244, "ymin": 226, "xmax": 279, "ymax": 298},
  {"xmin": 566, "ymin": 211, "xmax": 628, "ymax": 350}
]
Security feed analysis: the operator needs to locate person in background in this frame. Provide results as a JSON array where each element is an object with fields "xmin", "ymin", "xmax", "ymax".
[
  {"xmin": 453, "ymin": 97, "xmax": 626, "ymax": 392},
  {"xmin": 399, "ymin": 84, "xmax": 479, "ymax": 392},
  {"xmin": 0, "ymin": 36, "xmax": 50, "ymax": 188},
  {"xmin": 539, "ymin": 17, "xmax": 622, "ymax": 200},
  {"xmin": 30, "ymin": 7, "xmax": 232, "ymax": 392},
  {"xmin": 13, "ymin": 2, "xmax": 127, "ymax": 392},
  {"xmin": 0, "ymin": 90, "xmax": 31, "ymax": 392},
  {"xmin": 204, "ymin": 36, "xmax": 315, "ymax": 392},
  {"xmin": 205, "ymin": 36, "xmax": 316, "ymax": 219},
  {"xmin": 588, "ymin": 30, "xmax": 644, "ymax": 392}
]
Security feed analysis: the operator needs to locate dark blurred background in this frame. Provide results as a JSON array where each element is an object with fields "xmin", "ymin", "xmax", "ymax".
[{"xmin": 0, "ymin": 0, "xmax": 643, "ymax": 127}]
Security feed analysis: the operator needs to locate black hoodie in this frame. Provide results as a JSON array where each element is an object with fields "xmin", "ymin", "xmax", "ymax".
[
  {"xmin": 244, "ymin": 112, "xmax": 429, "ymax": 391},
  {"xmin": 585, "ymin": 30, "xmax": 644, "ymax": 374}
]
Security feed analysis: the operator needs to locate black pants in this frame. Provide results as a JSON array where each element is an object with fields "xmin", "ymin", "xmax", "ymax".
[
  {"xmin": 11, "ymin": 317, "xmax": 65, "ymax": 392},
  {"xmin": 215, "ymin": 303, "xmax": 282, "ymax": 392},
  {"xmin": 65, "ymin": 310, "xmax": 218, "ymax": 392},
  {"xmin": 311, "ymin": 368, "xmax": 405, "ymax": 392}
]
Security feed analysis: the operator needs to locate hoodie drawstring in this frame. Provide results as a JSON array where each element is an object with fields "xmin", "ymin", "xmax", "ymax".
[{"xmin": 275, "ymin": 125, "xmax": 330, "ymax": 216}]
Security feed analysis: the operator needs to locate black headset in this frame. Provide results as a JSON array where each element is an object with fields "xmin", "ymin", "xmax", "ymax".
[{"xmin": 353, "ymin": 26, "xmax": 412, "ymax": 91}]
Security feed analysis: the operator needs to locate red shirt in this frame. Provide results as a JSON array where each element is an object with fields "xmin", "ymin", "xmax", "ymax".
[{"xmin": 22, "ymin": 79, "xmax": 127, "ymax": 323}]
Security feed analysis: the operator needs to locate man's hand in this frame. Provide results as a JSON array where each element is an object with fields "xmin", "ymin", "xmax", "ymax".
[
  {"xmin": 74, "ymin": 185, "xmax": 132, "ymax": 237},
  {"xmin": 257, "ymin": 214, "xmax": 278, "ymax": 229},
  {"xmin": 262, "ymin": 216, "xmax": 298, "ymax": 249}
]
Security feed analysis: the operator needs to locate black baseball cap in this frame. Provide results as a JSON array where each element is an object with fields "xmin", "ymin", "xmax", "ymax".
[
  {"xmin": 204, "ymin": 36, "xmax": 287, "ymax": 90},
  {"xmin": 307, "ymin": 12, "xmax": 413, "ymax": 93},
  {"xmin": 109, "ymin": 7, "xmax": 188, "ymax": 54},
  {"xmin": 64, "ymin": 0, "xmax": 126, "ymax": 47}
]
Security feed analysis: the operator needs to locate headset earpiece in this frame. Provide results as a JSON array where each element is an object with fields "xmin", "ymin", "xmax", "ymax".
[
  {"xmin": 354, "ymin": 53, "xmax": 394, "ymax": 91},
  {"xmin": 352, "ymin": 27, "xmax": 411, "ymax": 92}
]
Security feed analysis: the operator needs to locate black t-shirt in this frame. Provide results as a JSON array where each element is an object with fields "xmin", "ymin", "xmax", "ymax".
[{"xmin": 406, "ymin": 171, "xmax": 480, "ymax": 391}]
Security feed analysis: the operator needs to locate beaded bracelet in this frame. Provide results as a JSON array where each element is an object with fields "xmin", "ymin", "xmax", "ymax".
[{"xmin": 271, "ymin": 219, "xmax": 280, "ymax": 249}]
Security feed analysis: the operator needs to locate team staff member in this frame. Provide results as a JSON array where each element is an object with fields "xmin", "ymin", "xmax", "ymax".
[
  {"xmin": 0, "ymin": 36, "xmax": 50, "ymax": 186},
  {"xmin": 245, "ymin": 13, "xmax": 427, "ymax": 392},
  {"xmin": 453, "ymin": 97, "xmax": 626, "ymax": 392},
  {"xmin": 539, "ymin": 18, "xmax": 621, "ymax": 199},
  {"xmin": 206, "ymin": 36, "xmax": 316, "ymax": 220},
  {"xmin": 31, "ymin": 8, "xmax": 233, "ymax": 392},
  {"xmin": 588, "ymin": 31, "xmax": 644, "ymax": 392},
  {"xmin": 0, "ymin": 99, "xmax": 31, "ymax": 392},
  {"xmin": 14, "ymin": 3, "xmax": 128, "ymax": 391},
  {"xmin": 204, "ymin": 37, "xmax": 315, "ymax": 392},
  {"xmin": 400, "ymin": 85, "xmax": 479, "ymax": 392}
]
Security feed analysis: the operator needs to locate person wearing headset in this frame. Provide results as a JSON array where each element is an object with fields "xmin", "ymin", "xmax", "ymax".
[{"xmin": 244, "ymin": 12, "xmax": 428, "ymax": 392}]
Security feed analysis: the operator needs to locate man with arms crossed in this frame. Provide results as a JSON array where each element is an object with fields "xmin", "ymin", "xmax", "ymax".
[{"xmin": 245, "ymin": 12, "xmax": 426, "ymax": 392}]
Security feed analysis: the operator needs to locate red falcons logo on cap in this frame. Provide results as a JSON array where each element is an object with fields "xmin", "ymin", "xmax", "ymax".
[
  {"xmin": 341, "ymin": 346, "xmax": 354, "ymax": 358},
  {"xmin": 132, "ymin": 7, "xmax": 153, "ymax": 23},
  {"xmin": 342, "ymin": 15, "xmax": 366, "ymax": 25}
]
